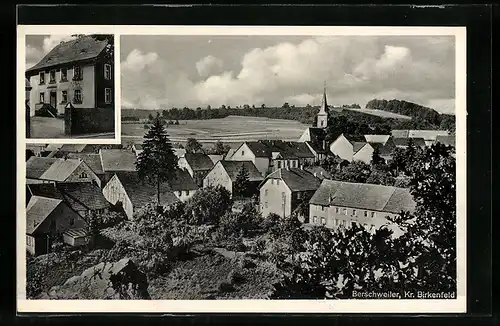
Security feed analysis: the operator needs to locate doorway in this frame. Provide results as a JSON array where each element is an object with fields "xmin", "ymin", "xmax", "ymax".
[{"xmin": 50, "ymin": 91, "xmax": 57, "ymax": 108}]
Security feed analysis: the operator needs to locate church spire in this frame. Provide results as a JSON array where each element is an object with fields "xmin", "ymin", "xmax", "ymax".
[{"xmin": 316, "ymin": 82, "xmax": 328, "ymax": 128}]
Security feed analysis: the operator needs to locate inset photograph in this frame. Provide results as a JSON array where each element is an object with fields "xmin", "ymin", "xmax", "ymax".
[{"xmin": 25, "ymin": 34, "xmax": 116, "ymax": 139}]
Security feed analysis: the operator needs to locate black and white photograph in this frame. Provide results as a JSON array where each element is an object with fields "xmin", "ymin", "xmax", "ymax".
[
  {"xmin": 18, "ymin": 26, "xmax": 466, "ymax": 314},
  {"xmin": 24, "ymin": 33, "xmax": 116, "ymax": 140}
]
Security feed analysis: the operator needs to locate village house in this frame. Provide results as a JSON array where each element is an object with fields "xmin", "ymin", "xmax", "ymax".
[
  {"xmin": 99, "ymin": 149, "xmax": 138, "ymax": 184},
  {"xmin": 392, "ymin": 137, "xmax": 427, "ymax": 149},
  {"xmin": 435, "ymin": 135, "xmax": 456, "ymax": 148},
  {"xmin": 329, "ymin": 134, "xmax": 367, "ymax": 162},
  {"xmin": 304, "ymin": 166, "xmax": 332, "ymax": 181},
  {"xmin": 26, "ymin": 182, "xmax": 111, "ymax": 219},
  {"xmin": 170, "ymin": 169, "xmax": 199, "ymax": 202},
  {"xmin": 259, "ymin": 167, "xmax": 322, "ymax": 219},
  {"xmin": 203, "ymin": 160, "xmax": 264, "ymax": 197},
  {"xmin": 353, "ymin": 142, "xmax": 395, "ymax": 164},
  {"xmin": 26, "ymin": 195, "xmax": 88, "ymax": 255},
  {"xmin": 308, "ymin": 179, "xmax": 416, "ymax": 236},
  {"xmin": 229, "ymin": 140, "xmax": 315, "ymax": 177},
  {"xmin": 391, "ymin": 129, "xmax": 450, "ymax": 146},
  {"xmin": 207, "ymin": 154, "xmax": 224, "ymax": 165},
  {"xmin": 66, "ymin": 153, "xmax": 106, "ymax": 186},
  {"xmin": 25, "ymin": 34, "xmax": 114, "ymax": 136},
  {"xmin": 102, "ymin": 171, "xmax": 180, "ymax": 220},
  {"xmin": 26, "ymin": 156, "xmax": 101, "ymax": 187},
  {"xmin": 329, "ymin": 133, "xmax": 396, "ymax": 164},
  {"xmin": 177, "ymin": 153, "xmax": 215, "ymax": 187}
]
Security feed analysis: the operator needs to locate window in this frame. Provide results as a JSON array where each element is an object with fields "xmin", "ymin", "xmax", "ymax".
[
  {"xmin": 321, "ymin": 206, "xmax": 325, "ymax": 211},
  {"xmin": 364, "ymin": 211, "xmax": 368, "ymax": 217},
  {"xmin": 335, "ymin": 207, "xmax": 340, "ymax": 214},
  {"xmin": 73, "ymin": 65, "xmax": 82, "ymax": 80},
  {"xmin": 321, "ymin": 217, "xmax": 326, "ymax": 225},
  {"xmin": 104, "ymin": 64, "xmax": 112, "ymax": 80},
  {"xmin": 185, "ymin": 190, "xmax": 190, "ymax": 196},
  {"xmin": 39, "ymin": 72, "xmax": 45, "ymax": 84},
  {"xmin": 264, "ymin": 189, "xmax": 268, "ymax": 196},
  {"xmin": 277, "ymin": 161, "xmax": 281, "ymax": 169},
  {"xmin": 79, "ymin": 171, "xmax": 87, "ymax": 179},
  {"xmin": 313, "ymin": 216, "xmax": 318, "ymax": 223},
  {"xmin": 105, "ymin": 88, "xmax": 112, "ymax": 104},
  {"xmin": 69, "ymin": 217, "xmax": 75, "ymax": 226},
  {"xmin": 277, "ymin": 179, "xmax": 280, "ymax": 185},
  {"xmin": 264, "ymin": 202, "xmax": 268, "ymax": 208},
  {"xmin": 61, "ymin": 90, "xmax": 68, "ymax": 103},
  {"xmin": 371, "ymin": 212, "xmax": 375, "ymax": 218},
  {"xmin": 73, "ymin": 89, "xmax": 82, "ymax": 104},
  {"xmin": 49, "ymin": 70, "xmax": 56, "ymax": 83},
  {"xmin": 344, "ymin": 208, "xmax": 348, "ymax": 215},
  {"xmin": 61, "ymin": 68, "xmax": 68, "ymax": 81},
  {"xmin": 297, "ymin": 192, "xmax": 301, "ymax": 199},
  {"xmin": 271, "ymin": 179, "xmax": 274, "ymax": 185},
  {"xmin": 39, "ymin": 92, "xmax": 45, "ymax": 103},
  {"xmin": 351, "ymin": 221, "xmax": 357, "ymax": 228},
  {"xmin": 353, "ymin": 209, "xmax": 357, "ymax": 216},
  {"xmin": 241, "ymin": 151, "xmax": 245, "ymax": 156}
]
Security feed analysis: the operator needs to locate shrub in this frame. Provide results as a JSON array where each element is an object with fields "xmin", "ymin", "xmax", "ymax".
[
  {"xmin": 26, "ymin": 262, "xmax": 44, "ymax": 299},
  {"xmin": 239, "ymin": 257, "xmax": 257, "ymax": 269},
  {"xmin": 218, "ymin": 281, "xmax": 235, "ymax": 293},
  {"xmin": 252, "ymin": 238, "xmax": 267, "ymax": 254},
  {"xmin": 227, "ymin": 269, "xmax": 245, "ymax": 284}
]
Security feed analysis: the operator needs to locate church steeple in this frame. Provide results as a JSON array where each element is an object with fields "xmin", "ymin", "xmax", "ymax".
[{"xmin": 316, "ymin": 82, "xmax": 329, "ymax": 128}]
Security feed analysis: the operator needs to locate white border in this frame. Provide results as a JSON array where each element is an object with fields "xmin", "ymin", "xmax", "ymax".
[
  {"xmin": 17, "ymin": 26, "xmax": 121, "ymax": 144},
  {"xmin": 17, "ymin": 25, "xmax": 467, "ymax": 314}
]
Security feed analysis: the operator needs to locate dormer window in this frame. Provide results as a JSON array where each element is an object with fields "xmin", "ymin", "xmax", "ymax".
[
  {"xmin": 49, "ymin": 70, "xmax": 56, "ymax": 83},
  {"xmin": 104, "ymin": 64, "xmax": 112, "ymax": 80},
  {"xmin": 39, "ymin": 72, "xmax": 45, "ymax": 84},
  {"xmin": 73, "ymin": 65, "xmax": 82, "ymax": 81},
  {"xmin": 60, "ymin": 68, "xmax": 68, "ymax": 81}
]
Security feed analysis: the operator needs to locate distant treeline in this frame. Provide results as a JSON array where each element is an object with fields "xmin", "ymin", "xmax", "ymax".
[
  {"xmin": 366, "ymin": 99, "xmax": 455, "ymax": 131},
  {"xmin": 122, "ymin": 99, "xmax": 455, "ymax": 132}
]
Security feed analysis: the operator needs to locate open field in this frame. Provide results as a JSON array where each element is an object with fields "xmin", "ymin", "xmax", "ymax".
[
  {"xmin": 343, "ymin": 108, "xmax": 412, "ymax": 120},
  {"xmin": 121, "ymin": 115, "xmax": 309, "ymax": 144}
]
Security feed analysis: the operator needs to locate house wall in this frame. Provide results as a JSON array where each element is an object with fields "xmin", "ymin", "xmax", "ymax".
[
  {"xmin": 352, "ymin": 144, "xmax": 373, "ymax": 164},
  {"xmin": 259, "ymin": 178, "xmax": 292, "ymax": 218},
  {"xmin": 64, "ymin": 106, "xmax": 115, "ymax": 136},
  {"xmin": 34, "ymin": 202, "xmax": 87, "ymax": 237},
  {"xmin": 309, "ymin": 203, "xmax": 399, "ymax": 233},
  {"xmin": 64, "ymin": 162, "xmax": 102, "ymax": 187},
  {"xmin": 298, "ymin": 128, "xmax": 311, "ymax": 142},
  {"xmin": 229, "ymin": 144, "xmax": 270, "ymax": 176},
  {"xmin": 203, "ymin": 163, "xmax": 233, "ymax": 194},
  {"xmin": 270, "ymin": 159, "xmax": 300, "ymax": 173},
  {"xmin": 317, "ymin": 113, "xmax": 328, "ymax": 128},
  {"xmin": 94, "ymin": 58, "xmax": 114, "ymax": 109},
  {"xmin": 173, "ymin": 189, "xmax": 197, "ymax": 202},
  {"xmin": 102, "ymin": 176, "xmax": 134, "ymax": 219},
  {"xmin": 26, "ymin": 234, "xmax": 36, "ymax": 255},
  {"xmin": 330, "ymin": 135, "xmax": 354, "ymax": 162}
]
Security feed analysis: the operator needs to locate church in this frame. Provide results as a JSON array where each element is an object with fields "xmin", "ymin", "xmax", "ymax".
[{"xmin": 297, "ymin": 87, "xmax": 331, "ymax": 162}]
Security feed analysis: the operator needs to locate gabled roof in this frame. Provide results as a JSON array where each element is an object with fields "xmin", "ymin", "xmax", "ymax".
[
  {"xmin": 57, "ymin": 183, "xmax": 111, "ymax": 211},
  {"xmin": 112, "ymin": 171, "xmax": 180, "ymax": 209},
  {"xmin": 208, "ymin": 154, "xmax": 224, "ymax": 165},
  {"xmin": 391, "ymin": 130, "xmax": 410, "ymax": 138},
  {"xmin": 26, "ymin": 157, "xmax": 58, "ymax": 179},
  {"xmin": 306, "ymin": 127, "xmax": 327, "ymax": 143},
  {"xmin": 40, "ymin": 158, "xmax": 82, "ymax": 181},
  {"xmin": 365, "ymin": 142, "xmax": 394, "ymax": 156},
  {"xmin": 26, "ymin": 35, "xmax": 110, "ymax": 74},
  {"xmin": 26, "ymin": 196, "xmax": 63, "ymax": 235},
  {"xmin": 435, "ymin": 135, "xmax": 456, "ymax": 147},
  {"xmin": 364, "ymin": 134, "xmax": 391, "ymax": 144},
  {"xmin": 305, "ymin": 141, "xmax": 328, "ymax": 154},
  {"xmin": 170, "ymin": 169, "xmax": 198, "ymax": 191},
  {"xmin": 392, "ymin": 137, "xmax": 426, "ymax": 148},
  {"xmin": 183, "ymin": 153, "xmax": 214, "ymax": 171},
  {"xmin": 225, "ymin": 148, "xmax": 236, "ymax": 160},
  {"xmin": 352, "ymin": 141, "xmax": 367, "ymax": 154},
  {"xmin": 100, "ymin": 149, "xmax": 137, "ymax": 172},
  {"xmin": 343, "ymin": 134, "xmax": 367, "ymax": 144},
  {"xmin": 59, "ymin": 144, "xmax": 89, "ymax": 153},
  {"xmin": 217, "ymin": 160, "xmax": 264, "ymax": 182},
  {"xmin": 67, "ymin": 153, "xmax": 104, "ymax": 175},
  {"xmin": 309, "ymin": 179, "xmax": 416, "ymax": 214},
  {"xmin": 392, "ymin": 129, "xmax": 449, "ymax": 140},
  {"xmin": 244, "ymin": 140, "xmax": 315, "ymax": 159},
  {"xmin": 264, "ymin": 168, "xmax": 321, "ymax": 192}
]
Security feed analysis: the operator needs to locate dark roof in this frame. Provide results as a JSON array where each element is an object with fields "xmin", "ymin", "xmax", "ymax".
[
  {"xmin": 245, "ymin": 140, "xmax": 315, "ymax": 159},
  {"xmin": 26, "ymin": 196, "xmax": 63, "ymax": 234},
  {"xmin": 352, "ymin": 141, "xmax": 367, "ymax": 154},
  {"xmin": 218, "ymin": 160, "xmax": 264, "ymax": 182},
  {"xmin": 183, "ymin": 153, "xmax": 214, "ymax": 171},
  {"xmin": 307, "ymin": 128, "xmax": 327, "ymax": 143},
  {"xmin": 26, "ymin": 157, "xmax": 58, "ymax": 179},
  {"xmin": 113, "ymin": 172, "xmax": 180, "ymax": 209},
  {"xmin": 57, "ymin": 183, "xmax": 111, "ymax": 211},
  {"xmin": 305, "ymin": 141, "xmax": 328, "ymax": 154},
  {"xmin": 366, "ymin": 142, "xmax": 394, "ymax": 156},
  {"xmin": 67, "ymin": 153, "xmax": 104, "ymax": 175},
  {"xmin": 310, "ymin": 179, "xmax": 416, "ymax": 214},
  {"xmin": 392, "ymin": 137, "xmax": 426, "ymax": 148},
  {"xmin": 304, "ymin": 166, "xmax": 332, "ymax": 180},
  {"xmin": 26, "ymin": 35, "xmax": 110, "ymax": 74},
  {"xmin": 27, "ymin": 183, "xmax": 62, "ymax": 200},
  {"xmin": 435, "ymin": 135, "xmax": 456, "ymax": 147},
  {"xmin": 170, "ymin": 169, "xmax": 198, "ymax": 191},
  {"xmin": 343, "ymin": 134, "xmax": 367, "ymax": 144},
  {"xmin": 100, "ymin": 149, "xmax": 137, "ymax": 172},
  {"xmin": 59, "ymin": 144, "xmax": 89, "ymax": 153},
  {"xmin": 264, "ymin": 168, "xmax": 321, "ymax": 192}
]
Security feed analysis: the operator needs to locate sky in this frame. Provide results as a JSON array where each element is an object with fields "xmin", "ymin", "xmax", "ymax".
[{"xmin": 26, "ymin": 34, "xmax": 456, "ymax": 114}]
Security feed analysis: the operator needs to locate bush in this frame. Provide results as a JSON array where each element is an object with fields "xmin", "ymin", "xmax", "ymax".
[
  {"xmin": 252, "ymin": 238, "xmax": 267, "ymax": 254},
  {"xmin": 26, "ymin": 262, "xmax": 44, "ymax": 299},
  {"xmin": 218, "ymin": 281, "xmax": 235, "ymax": 293},
  {"xmin": 239, "ymin": 257, "xmax": 257, "ymax": 269},
  {"xmin": 227, "ymin": 269, "xmax": 245, "ymax": 284}
]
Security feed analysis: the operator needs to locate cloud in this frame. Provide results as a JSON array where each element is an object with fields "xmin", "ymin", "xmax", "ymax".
[
  {"xmin": 121, "ymin": 49, "xmax": 159, "ymax": 73},
  {"xmin": 121, "ymin": 35, "xmax": 456, "ymax": 114},
  {"xmin": 42, "ymin": 35, "xmax": 75, "ymax": 53},
  {"xmin": 196, "ymin": 55, "xmax": 223, "ymax": 77}
]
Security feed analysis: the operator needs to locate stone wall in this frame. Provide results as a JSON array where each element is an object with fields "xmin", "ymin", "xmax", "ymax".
[{"xmin": 65, "ymin": 106, "xmax": 114, "ymax": 136}]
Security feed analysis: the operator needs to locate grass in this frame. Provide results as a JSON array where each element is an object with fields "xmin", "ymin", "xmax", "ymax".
[{"xmin": 121, "ymin": 115, "xmax": 309, "ymax": 144}]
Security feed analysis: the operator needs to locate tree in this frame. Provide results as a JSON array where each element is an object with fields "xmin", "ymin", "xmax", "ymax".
[
  {"xmin": 148, "ymin": 113, "xmax": 154, "ymax": 121},
  {"xmin": 183, "ymin": 186, "xmax": 232, "ymax": 225},
  {"xmin": 212, "ymin": 140, "xmax": 228, "ymax": 155},
  {"xmin": 233, "ymin": 164, "xmax": 250, "ymax": 197},
  {"xmin": 136, "ymin": 115, "xmax": 178, "ymax": 205},
  {"xmin": 370, "ymin": 146, "xmax": 385, "ymax": 166},
  {"xmin": 335, "ymin": 161, "xmax": 371, "ymax": 183},
  {"xmin": 185, "ymin": 138, "xmax": 203, "ymax": 154},
  {"xmin": 366, "ymin": 168, "xmax": 395, "ymax": 186},
  {"xmin": 282, "ymin": 102, "xmax": 290, "ymax": 109}
]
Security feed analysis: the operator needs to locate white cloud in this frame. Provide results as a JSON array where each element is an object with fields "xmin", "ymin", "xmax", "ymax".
[
  {"xmin": 196, "ymin": 55, "xmax": 223, "ymax": 77},
  {"xmin": 42, "ymin": 35, "xmax": 75, "ymax": 53},
  {"xmin": 122, "ymin": 49, "xmax": 159, "ymax": 73},
  {"xmin": 121, "ymin": 35, "xmax": 456, "ymax": 114}
]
